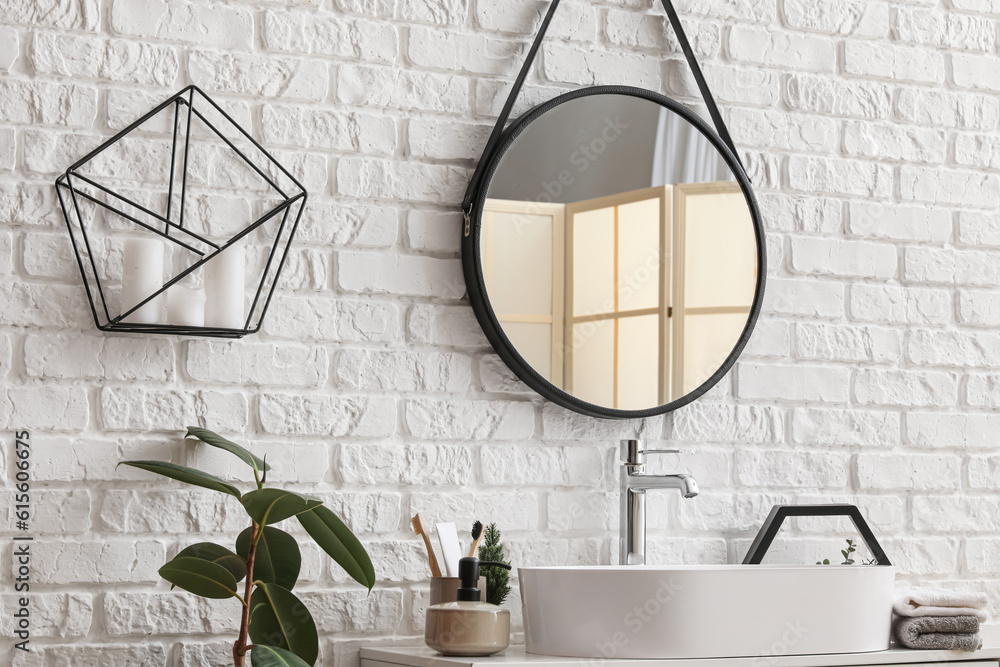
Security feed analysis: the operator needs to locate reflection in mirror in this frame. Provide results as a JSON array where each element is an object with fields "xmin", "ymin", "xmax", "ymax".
[{"xmin": 480, "ymin": 93, "xmax": 759, "ymax": 412}]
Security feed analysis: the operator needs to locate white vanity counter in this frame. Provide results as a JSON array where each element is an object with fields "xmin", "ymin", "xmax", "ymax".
[{"xmin": 361, "ymin": 644, "xmax": 1000, "ymax": 667}]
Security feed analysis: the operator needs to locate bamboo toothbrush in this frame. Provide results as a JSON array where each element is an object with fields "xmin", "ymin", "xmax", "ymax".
[
  {"xmin": 411, "ymin": 513, "xmax": 443, "ymax": 577},
  {"xmin": 467, "ymin": 520, "xmax": 484, "ymax": 558}
]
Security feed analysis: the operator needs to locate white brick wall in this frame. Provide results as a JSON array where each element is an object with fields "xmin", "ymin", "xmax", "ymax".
[{"xmin": 1, "ymin": 0, "xmax": 999, "ymax": 664}]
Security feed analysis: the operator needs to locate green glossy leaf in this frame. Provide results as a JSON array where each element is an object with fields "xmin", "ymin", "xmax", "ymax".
[
  {"xmin": 297, "ymin": 505, "xmax": 374, "ymax": 590},
  {"xmin": 185, "ymin": 426, "xmax": 270, "ymax": 473},
  {"xmin": 241, "ymin": 489, "xmax": 322, "ymax": 527},
  {"xmin": 236, "ymin": 526, "xmax": 300, "ymax": 590},
  {"xmin": 251, "ymin": 645, "xmax": 312, "ymax": 667},
  {"xmin": 159, "ymin": 556, "xmax": 238, "ymax": 599},
  {"xmin": 176, "ymin": 542, "xmax": 246, "ymax": 583},
  {"xmin": 119, "ymin": 461, "xmax": 241, "ymax": 498},
  {"xmin": 249, "ymin": 582, "xmax": 319, "ymax": 666}
]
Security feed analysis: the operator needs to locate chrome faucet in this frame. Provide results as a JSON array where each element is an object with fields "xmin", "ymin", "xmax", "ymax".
[{"xmin": 620, "ymin": 439, "xmax": 699, "ymax": 566}]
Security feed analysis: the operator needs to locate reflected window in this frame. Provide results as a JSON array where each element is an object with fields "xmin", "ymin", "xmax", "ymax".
[
  {"xmin": 480, "ymin": 93, "xmax": 759, "ymax": 413},
  {"xmin": 484, "ymin": 180, "xmax": 754, "ymax": 409}
]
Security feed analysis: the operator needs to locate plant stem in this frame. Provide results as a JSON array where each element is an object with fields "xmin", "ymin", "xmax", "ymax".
[{"xmin": 233, "ymin": 521, "xmax": 259, "ymax": 667}]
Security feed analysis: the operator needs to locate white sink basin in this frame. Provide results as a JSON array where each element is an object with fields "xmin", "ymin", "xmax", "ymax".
[{"xmin": 519, "ymin": 565, "xmax": 894, "ymax": 659}]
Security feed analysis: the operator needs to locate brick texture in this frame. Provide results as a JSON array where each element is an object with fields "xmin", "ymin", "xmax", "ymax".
[{"xmin": 1, "ymin": 0, "xmax": 999, "ymax": 663}]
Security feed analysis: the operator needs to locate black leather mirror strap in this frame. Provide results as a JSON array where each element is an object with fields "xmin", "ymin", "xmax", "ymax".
[{"xmin": 461, "ymin": 0, "xmax": 745, "ymax": 216}]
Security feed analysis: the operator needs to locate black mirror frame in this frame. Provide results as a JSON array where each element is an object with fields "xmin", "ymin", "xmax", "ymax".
[{"xmin": 462, "ymin": 85, "xmax": 767, "ymax": 420}]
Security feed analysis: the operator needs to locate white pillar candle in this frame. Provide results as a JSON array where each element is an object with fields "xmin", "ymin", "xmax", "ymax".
[
  {"xmin": 204, "ymin": 246, "xmax": 246, "ymax": 329},
  {"xmin": 166, "ymin": 285, "xmax": 206, "ymax": 327},
  {"xmin": 121, "ymin": 238, "xmax": 165, "ymax": 324}
]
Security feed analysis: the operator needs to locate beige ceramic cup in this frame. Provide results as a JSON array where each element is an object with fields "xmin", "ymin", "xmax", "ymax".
[{"xmin": 425, "ymin": 601, "xmax": 510, "ymax": 656}]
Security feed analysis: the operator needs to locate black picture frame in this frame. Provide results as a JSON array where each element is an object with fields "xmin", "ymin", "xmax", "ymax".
[{"xmin": 462, "ymin": 85, "xmax": 767, "ymax": 420}]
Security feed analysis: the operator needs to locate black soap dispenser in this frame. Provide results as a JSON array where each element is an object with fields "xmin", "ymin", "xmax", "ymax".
[{"xmin": 425, "ymin": 556, "xmax": 512, "ymax": 656}]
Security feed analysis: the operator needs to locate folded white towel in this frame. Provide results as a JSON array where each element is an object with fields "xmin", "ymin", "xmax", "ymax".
[{"xmin": 894, "ymin": 587, "xmax": 989, "ymax": 622}]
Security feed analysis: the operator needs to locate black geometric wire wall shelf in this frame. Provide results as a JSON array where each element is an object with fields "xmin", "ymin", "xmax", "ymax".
[{"xmin": 55, "ymin": 85, "xmax": 308, "ymax": 339}]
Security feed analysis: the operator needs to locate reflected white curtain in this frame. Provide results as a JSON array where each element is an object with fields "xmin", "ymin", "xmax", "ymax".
[{"xmin": 651, "ymin": 108, "xmax": 734, "ymax": 185}]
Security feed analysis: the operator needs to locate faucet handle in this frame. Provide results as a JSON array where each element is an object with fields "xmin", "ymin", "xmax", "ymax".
[{"xmin": 619, "ymin": 440, "xmax": 680, "ymax": 464}]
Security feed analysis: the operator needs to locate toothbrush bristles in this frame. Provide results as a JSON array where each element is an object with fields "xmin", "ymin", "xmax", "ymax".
[
  {"xmin": 471, "ymin": 520, "xmax": 483, "ymax": 540},
  {"xmin": 411, "ymin": 516, "xmax": 422, "ymax": 534}
]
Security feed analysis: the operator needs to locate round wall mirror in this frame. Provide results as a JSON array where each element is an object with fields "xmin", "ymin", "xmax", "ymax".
[{"xmin": 463, "ymin": 86, "xmax": 766, "ymax": 419}]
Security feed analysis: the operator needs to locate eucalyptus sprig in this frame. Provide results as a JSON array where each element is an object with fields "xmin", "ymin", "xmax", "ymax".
[
  {"xmin": 816, "ymin": 538, "xmax": 872, "ymax": 566},
  {"xmin": 119, "ymin": 427, "xmax": 375, "ymax": 667},
  {"xmin": 841, "ymin": 538, "xmax": 857, "ymax": 565}
]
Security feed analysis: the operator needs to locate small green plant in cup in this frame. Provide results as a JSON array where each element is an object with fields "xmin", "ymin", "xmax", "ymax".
[
  {"xmin": 477, "ymin": 523, "xmax": 511, "ymax": 605},
  {"xmin": 119, "ymin": 427, "xmax": 375, "ymax": 667}
]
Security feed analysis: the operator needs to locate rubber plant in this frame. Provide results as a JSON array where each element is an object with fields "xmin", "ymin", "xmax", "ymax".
[{"xmin": 119, "ymin": 427, "xmax": 375, "ymax": 667}]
